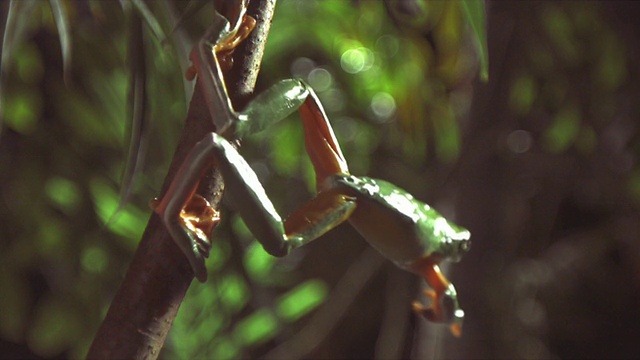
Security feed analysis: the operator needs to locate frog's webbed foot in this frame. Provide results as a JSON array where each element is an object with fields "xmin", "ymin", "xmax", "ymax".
[
  {"xmin": 412, "ymin": 286, "xmax": 464, "ymax": 337},
  {"xmin": 152, "ymin": 194, "xmax": 220, "ymax": 282},
  {"xmin": 180, "ymin": 194, "xmax": 221, "ymax": 258},
  {"xmin": 409, "ymin": 261, "xmax": 464, "ymax": 336}
]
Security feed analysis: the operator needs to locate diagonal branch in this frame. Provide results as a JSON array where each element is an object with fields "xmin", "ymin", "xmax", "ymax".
[{"xmin": 86, "ymin": 1, "xmax": 277, "ymax": 358}]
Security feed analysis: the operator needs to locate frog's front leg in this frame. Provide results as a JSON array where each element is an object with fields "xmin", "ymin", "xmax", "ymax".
[
  {"xmin": 155, "ymin": 2, "xmax": 322, "ymax": 280},
  {"xmin": 153, "ymin": 80, "xmax": 356, "ymax": 281},
  {"xmin": 151, "ymin": 136, "xmax": 223, "ymax": 282},
  {"xmin": 156, "ymin": 131, "xmax": 355, "ymax": 274}
]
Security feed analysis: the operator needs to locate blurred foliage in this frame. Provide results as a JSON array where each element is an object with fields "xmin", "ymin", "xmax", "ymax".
[
  {"xmin": 4, "ymin": 0, "xmax": 638, "ymax": 359},
  {"xmin": 0, "ymin": 0, "xmax": 485, "ymax": 357}
]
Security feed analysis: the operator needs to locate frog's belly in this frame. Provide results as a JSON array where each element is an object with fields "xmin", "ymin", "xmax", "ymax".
[{"xmin": 347, "ymin": 199, "xmax": 426, "ymax": 268}]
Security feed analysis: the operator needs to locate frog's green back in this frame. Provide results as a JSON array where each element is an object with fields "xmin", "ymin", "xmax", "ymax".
[{"xmin": 330, "ymin": 175, "xmax": 470, "ymax": 268}]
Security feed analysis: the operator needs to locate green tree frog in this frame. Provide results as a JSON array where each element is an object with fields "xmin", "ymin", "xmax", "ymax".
[{"xmin": 153, "ymin": 6, "xmax": 470, "ymax": 336}]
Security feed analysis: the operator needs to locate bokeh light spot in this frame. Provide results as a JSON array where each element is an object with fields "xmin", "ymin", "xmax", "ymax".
[
  {"xmin": 370, "ymin": 92, "xmax": 396, "ymax": 121},
  {"xmin": 507, "ymin": 130, "xmax": 533, "ymax": 154},
  {"xmin": 340, "ymin": 47, "xmax": 374, "ymax": 74},
  {"xmin": 308, "ymin": 67, "xmax": 333, "ymax": 91}
]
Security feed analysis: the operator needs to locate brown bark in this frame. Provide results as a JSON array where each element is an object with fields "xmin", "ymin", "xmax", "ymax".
[{"xmin": 86, "ymin": 1, "xmax": 276, "ymax": 358}]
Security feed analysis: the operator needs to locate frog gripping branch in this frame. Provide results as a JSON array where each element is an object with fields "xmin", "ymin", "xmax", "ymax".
[{"xmin": 154, "ymin": 7, "xmax": 471, "ymax": 337}]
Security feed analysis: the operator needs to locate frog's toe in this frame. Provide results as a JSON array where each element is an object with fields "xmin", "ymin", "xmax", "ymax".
[
  {"xmin": 195, "ymin": 236, "xmax": 212, "ymax": 258},
  {"xmin": 411, "ymin": 289, "xmax": 439, "ymax": 321},
  {"xmin": 185, "ymin": 241, "xmax": 210, "ymax": 282},
  {"xmin": 175, "ymin": 222, "xmax": 211, "ymax": 282},
  {"xmin": 412, "ymin": 289, "xmax": 464, "ymax": 337}
]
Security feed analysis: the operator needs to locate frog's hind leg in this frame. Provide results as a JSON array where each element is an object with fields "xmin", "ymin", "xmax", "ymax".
[
  {"xmin": 284, "ymin": 188, "xmax": 356, "ymax": 241},
  {"xmin": 298, "ymin": 90, "xmax": 350, "ymax": 191},
  {"xmin": 410, "ymin": 260, "xmax": 464, "ymax": 337}
]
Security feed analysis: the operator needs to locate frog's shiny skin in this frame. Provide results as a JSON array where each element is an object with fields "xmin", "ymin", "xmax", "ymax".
[
  {"xmin": 330, "ymin": 174, "xmax": 470, "ymax": 268},
  {"xmin": 154, "ymin": 3, "xmax": 470, "ymax": 337}
]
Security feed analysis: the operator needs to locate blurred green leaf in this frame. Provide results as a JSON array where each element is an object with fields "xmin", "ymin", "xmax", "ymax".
[
  {"xmin": 81, "ymin": 245, "xmax": 109, "ymax": 274},
  {"xmin": 243, "ymin": 241, "xmax": 276, "ymax": 283},
  {"xmin": 542, "ymin": 5, "xmax": 579, "ymax": 63},
  {"xmin": 49, "ymin": 0, "xmax": 72, "ymax": 84},
  {"xmin": 544, "ymin": 104, "xmax": 581, "ymax": 153},
  {"xmin": 434, "ymin": 103, "xmax": 461, "ymax": 161},
  {"xmin": 510, "ymin": 74, "xmax": 537, "ymax": 115},
  {"xmin": 207, "ymin": 239, "xmax": 230, "ymax": 273},
  {"xmin": 461, "ymin": 0, "xmax": 489, "ymax": 80},
  {"xmin": 129, "ymin": 0, "xmax": 166, "ymax": 41},
  {"xmin": 219, "ymin": 273, "xmax": 249, "ymax": 312},
  {"xmin": 45, "ymin": 176, "xmax": 81, "ymax": 214},
  {"xmin": 89, "ymin": 178, "xmax": 146, "ymax": 245},
  {"xmin": 119, "ymin": 10, "xmax": 149, "ymax": 213},
  {"xmin": 210, "ymin": 337, "xmax": 240, "ymax": 360},
  {"xmin": 270, "ymin": 120, "xmax": 304, "ymax": 176},
  {"xmin": 232, "ymin": 308, "xmax": 279, "ymax": 347},
  {"xmin": 167, "ymin": 0, "xmax": 209, "ymax": 40},
  {"xmin": 36, "ymin": 218, "xmax": 66, "ymax": 254},
  {"xmin": 14, "ymin": 42, "xmax": 44, "ymax": 83},
  {"xmin": 595, "ymin": 33, "xmax": 627, "ymax": 91},
  {"xmin": 2, "ymin": 90, "xmax": 41, "ymax": 134},
  {"xmin": 1, "ymin": 0, "xmax": 38, "ymax": 77},
  {"xmin": 349, "ymin": 121, "xmax": 377, "ymax": 174},
  {"xmin": 231, "ymin": 214, "xmax": 252, "ymax": 239},
  {"xmin": 276, "ymin": 279, "xmax": 328, "ymax": 322},
  {"xmin": 27, "ymin": 297, "xmax": 82, "ymax": 357},
  {"xmin": 171, "ymin": 283, "xmax": 225, "ymax": 358}
]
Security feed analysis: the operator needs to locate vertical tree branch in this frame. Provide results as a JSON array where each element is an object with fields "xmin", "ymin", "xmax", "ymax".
[{"xmin": 86, "ymin": 1, "xmax": 277, "ymax": 358}]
